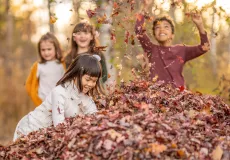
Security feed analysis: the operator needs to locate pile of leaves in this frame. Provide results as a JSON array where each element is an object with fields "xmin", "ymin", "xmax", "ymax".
[{"xmin": 0, "ymin": 79, "xmax": 229, "ymax": 160}]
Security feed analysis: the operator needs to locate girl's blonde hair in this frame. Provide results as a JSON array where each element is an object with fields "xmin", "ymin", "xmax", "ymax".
[{"xmin": 38, "ymin": 32, "xmax": 63, "ymax": 63}]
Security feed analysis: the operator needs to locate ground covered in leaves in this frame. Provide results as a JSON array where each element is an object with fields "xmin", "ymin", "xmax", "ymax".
[{"xmin": 0, "ymin": 79, "xmax": 229, "ymax": 160}]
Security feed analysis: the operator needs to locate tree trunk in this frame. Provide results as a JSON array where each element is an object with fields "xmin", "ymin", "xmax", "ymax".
[
  {"xmin": 210, "ymin": 6, "xmax": 217, "ymax": 76},
  {"xmin": 48, "ymin": 0, "xmax": 54, "ymax": 33},
  {"xmin": 6, "ymin": 0, "xmax": 13, "ymax": 55},
  {"xmin": 72, "ymin": 0, "xmax": 80, "ymax": 22},
  {"xmin": 97, "ymin": 0, "xmax": 116, "ymax": 90}
]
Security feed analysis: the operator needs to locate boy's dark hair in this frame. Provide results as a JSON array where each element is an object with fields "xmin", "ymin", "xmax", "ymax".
[
  {"xmin": 38, "ymin": 32, "xmax": 63, "ymax": 63},
  {"xmin": 57, "ymin": 53, "xmax": 104, "ymax": 96},
  {"xmin": 152, "ymin": 15, "xmax": 175, "ymax": 35}
]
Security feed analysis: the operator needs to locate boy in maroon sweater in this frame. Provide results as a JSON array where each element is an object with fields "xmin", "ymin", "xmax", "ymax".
[{"xmin": 135, "ymin": 5, "xmax": 210, "ymax": 87}]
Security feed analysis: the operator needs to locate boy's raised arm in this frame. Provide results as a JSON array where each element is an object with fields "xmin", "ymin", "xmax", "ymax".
[
  {"xmin": 192, "ymin": 12, "xmax": 205, "ymax": 34},
  {"xmin": 135, "ymin": 13, "xmax": 153, "ymax": 54},
  {"xmin": 184, "ymin": 13, "xmax": 210, "ymax": 61}
]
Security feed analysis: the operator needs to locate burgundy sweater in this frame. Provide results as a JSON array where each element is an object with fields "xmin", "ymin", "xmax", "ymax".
[{"xmin": 135, "ymin": 14, "xmax": 209, "ymax": 87}]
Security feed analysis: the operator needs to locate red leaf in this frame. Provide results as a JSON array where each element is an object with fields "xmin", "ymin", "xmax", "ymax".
[
  {"xmin": 57, "ymin": 106, "xmax": 61, "ymax": 114},
  {"xmin": 136, "ymin": 13, "xmax": 142, "ymax": 22},
  {"xmin": 178, "ymin": 86, "xmax": 185, "ymax": 92},
  {"xmin": 97, "ymin": 14, "xmax": 108, "ymax": 24},
  {"xmin": 94, "ymin": 46, "xmax": 107, "ymax": 52},
  {"xmin": 110, "ymin": 32, "xmax": 116, "ymax": 43},
  {"xmin": 176, "ymin": 55, "xmax": 184, "ymax": 63},
  {"xmin": 113, "ymin": 2, "xmax": 119, "ymax": 9},
  {"xmin": 111, "ymin": 11, "xmax": 119, "ymax": 17},
  {"xmin": 86, "ymin": 9, "xmax": 97, "ymax": 18},
  {"xmin": 124, "ymin": 31, "xmax": 130, "ymax": 44}
]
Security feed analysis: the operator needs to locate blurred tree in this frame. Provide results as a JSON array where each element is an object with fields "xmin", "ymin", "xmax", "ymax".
[{"xmin": 48, "ymin": 0, "xmax": 54, "ymax": 33}]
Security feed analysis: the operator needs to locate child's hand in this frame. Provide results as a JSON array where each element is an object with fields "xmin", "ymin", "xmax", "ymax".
[
  {"xmin": 191, "ymin": 12, "xmax": 205, "ymax": 34},
  {"xmin": 191, "ymin": 12, "xmax": 203, "ymax": 27},
  {"xmin": 141, "ymin": 0, "xmax": 153, "ymax": 13}
]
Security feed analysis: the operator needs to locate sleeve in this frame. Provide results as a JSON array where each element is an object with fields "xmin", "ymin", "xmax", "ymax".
[
  {"xmin": 51, "ymin": 87, "xmax": 66, "ymax": 127},
  {"xmin": 25, "ymin": 62, "xmax": 42, "ymax": 106},
  {"xmin": 25, "ymin": 62, "xmax": 37, "ymax": 96},
  {"xmin": 184, "ymin": 31, "xmax": 210, "ymax": 62},
  {"xmin": 135, "ymin": 13, "xmax": 154, "ymax": 55},
  {"xmin": 100, "ymin": 53, "xmax": 108, "ymax": 83},
  {"xmin": 82, "ymin": 97, "xmax": 98, "ymax": 115}
]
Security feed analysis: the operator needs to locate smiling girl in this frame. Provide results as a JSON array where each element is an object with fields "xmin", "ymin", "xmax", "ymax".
[
  {"xmin": 14, "ymin": 54, "xmax": 103, "ymax": 141},
  {"xmin": 25, "ymin": 32, "xmax": 66, "ymax": 107},
  {"xmin": 65, "ymin": 22, "xmax": 108, "ymax": 83}
]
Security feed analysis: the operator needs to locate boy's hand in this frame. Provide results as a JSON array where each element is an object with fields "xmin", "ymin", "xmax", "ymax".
[
  {"xmin": 191, "ymin": 13, "xmax": 203, "ymax": 26},
  {"xmin": 191, "ymin": 12, "xmax": 205, "ymax": 34},
  {"xmin": 141, "ymin": 0, "xmax": 153, "ymax": 13}
]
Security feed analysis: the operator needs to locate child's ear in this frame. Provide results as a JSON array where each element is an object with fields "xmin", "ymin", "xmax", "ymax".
[{"xmin": 172, "ymin": 34, "xmax": 175, "ymax": 39}]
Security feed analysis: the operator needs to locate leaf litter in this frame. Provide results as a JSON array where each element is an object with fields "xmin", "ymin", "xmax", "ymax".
[{"xmin": 0, "ymin": 77, "xmax": 229, "ymax": 160}]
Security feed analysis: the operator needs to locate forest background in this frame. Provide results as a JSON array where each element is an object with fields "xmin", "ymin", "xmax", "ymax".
[{"xmin": 0, "ymin": 0, "xmax": 230, "ymax": 144}]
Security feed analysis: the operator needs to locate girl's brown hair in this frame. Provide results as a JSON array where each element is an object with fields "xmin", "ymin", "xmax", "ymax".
[
  {"xmin": 57, "ymin": 53, "xmax": 104, "ymax": 97},
  {"xmin": 38, "ymin": 32, "xmax": 63, "ymax": 63},
  {"xmin": 65, "ymin": 22, "xmax": 101, "ymax": 67}
]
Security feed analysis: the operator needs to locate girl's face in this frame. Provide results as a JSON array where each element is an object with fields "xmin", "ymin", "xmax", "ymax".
[
  {"xmin": 81, "ymin": 74, "xmax": 98, "ymax": 94},
  {"xmin": 73, "ymin": 31, "xmax": 93, "ymax": 50},
  {"xmin": 40, "ymin": 40, "xmax": 56, "ymax": 61},
  {"xmin": 154, "ymin": 20, "xmax": 174, "ymax": 46}
]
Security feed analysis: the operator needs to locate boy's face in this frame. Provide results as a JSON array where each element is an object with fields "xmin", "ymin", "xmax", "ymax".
[{"xmin": 153, "ymin": 20, "xmax": 174, "ymax": 45}]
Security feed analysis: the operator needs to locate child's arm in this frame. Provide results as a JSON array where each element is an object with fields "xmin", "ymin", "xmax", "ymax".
[
  {"xmin": 135, "ymin": 13, "xmax": 154, "ymax": 55},
  {"xmin": 183, "ymin": 13, "xmax": 210, "ymax": 61},
  {"xmin": 51, "ymin": 88, "xmax": 66, "ymax": 127},
  {"xmin": 192, "ymin": 12, "xmax": 205, "ymax": 34},
  {"xmin": 81, "ymin": 98, "xmax": 98, "ymax": 115},
  {"xmin": 25, "ymin": 62, "xmax": 42, "ymax": 106}
]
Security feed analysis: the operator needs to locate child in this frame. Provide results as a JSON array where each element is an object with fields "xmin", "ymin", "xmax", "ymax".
[
  {"xmin": 65, "ymin": 22, "xmax": 108, "ymax": 83},
  {"xmin": 25, "ymin": 32, "xmax": 66, "ymax": 106},
  {"xmin": 135, "ymin": 4, "xmax": 210, "ymax": 87},
  {"xmin": 14, "ymin": 54, "xmax": 103, "ymax": 141}
]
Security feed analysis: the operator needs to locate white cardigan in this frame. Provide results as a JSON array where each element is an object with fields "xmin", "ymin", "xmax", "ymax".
[{"xmin": 13, "ymin": 81, "xmax": 97, "ymax": 141}]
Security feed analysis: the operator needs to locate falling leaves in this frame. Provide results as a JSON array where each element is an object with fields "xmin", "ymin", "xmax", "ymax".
[
  {"xmin": 86, "ymin": 9, "xmax": 97, "ymax": 18},
  {"xmin": 130, "ymin": 34, "xmax": 135, "ymax": 45},
  {"xmin": 50, "ymin": 15, "xmax": 57, "ymax": 24},
  {"xmin": 124, "ymin": 31, "xmax": 130, "ymax": 44},
  {"xmin": 110, "ymin": 30, "xmax": 116, "ymax": 43},
  {"xmin": 57, "ymin": 106, "xmax": 61, "ymax": 114},
  {"xmin": 94, "ymin": 46, "xmax": 107, "ymax": 52},
  {"xmin": 97, "ymin": 14, "xmax": 109, "ymax": 24},
  {"xmin": 135, "ymin": 13, "xmax": 143, "ymax": 22}
]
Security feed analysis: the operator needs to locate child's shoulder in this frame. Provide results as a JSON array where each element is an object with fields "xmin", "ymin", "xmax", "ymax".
[
  {"xmin": 51, "ymin": 84, "xmax": 67, "ymax": 96},
  {"xmin": 29, "ymin": 61, "xmax": 39, "ymax": 71}
]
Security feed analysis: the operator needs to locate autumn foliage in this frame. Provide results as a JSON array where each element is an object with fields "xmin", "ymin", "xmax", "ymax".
[{"xmin": 0, "ymin": 78, "xmax": 229, "ymax": 159}]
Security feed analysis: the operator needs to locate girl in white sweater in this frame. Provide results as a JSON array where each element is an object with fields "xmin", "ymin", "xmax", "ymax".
[{"xmin": 14, "ymin": 54, "xmax": 103, "ymax": 141}]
